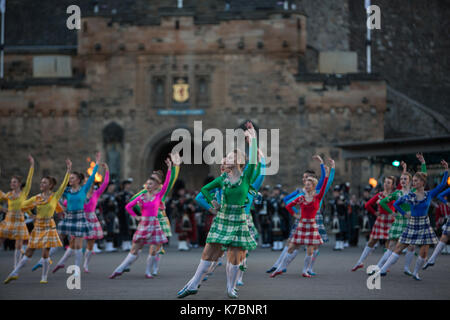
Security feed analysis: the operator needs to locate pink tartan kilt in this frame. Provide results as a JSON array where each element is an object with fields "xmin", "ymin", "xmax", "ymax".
[
  {"xmin": 132, "ymin": 216, "xmax": 168, "ymax": 245},
  {"xmin": 290, "ymin": 218, "xmax": 323, "ymax": 246},
  {"xmin": 84, "ymin": 211, "xmax": 104, "ymax": 240},
  {"xmin": 370, "ymin": 214, "xmax": 395, "ymax": 240}
]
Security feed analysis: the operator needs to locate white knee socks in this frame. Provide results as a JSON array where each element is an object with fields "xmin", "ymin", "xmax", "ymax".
[
  {"xmin": 307, "ymin": 250, "xmax": 319, "ymax": 273},
  {"xmin": 74, "ymin": 249, "xmax": 82, "ymax": 270},
  {"xmin": 14, "ymin": 249, "xmax": 22, "ymax": 268},
  {"xmin": 114, "ymin": 253, "xmax": 139, "ymax": 273},
  {"xmin": 377, "ymin": 250, "xmax": 392, "ymax": 268},
  {"xmin": 84, "ymin": 250, "xmax": 93, "ymax": 271},
  {"xmin": 302, "ymin": 254, "xmax": 313, "ymax": 274},
  {"xmin": 226, "ymin": 262, "xmax": 240, "ymax": 294},
  {"xmin": 412, "ymin": 256, "xmax": 425, "ymax": 278},
  {"xmin": 276, "ymin": 249, "xmax": 298, "ymax": 273},
  {"xmin": 272, "ymin": 246, "xmax": 288, "ymax": 269},
  {"xmin": 380, "ymin": 252, "xmax": 400, "ymax": 273},
  {"xmin": 49, "ymin": 247, "xmax": 57, "ymax": 257},
  {"xmin": 56, "ymin": 248, "xmax": 73, "ymax": 266},
  {"xmin": 355, "ymin": 245, "xmax": 374, "ymax": 266},
  {"xmin": 41, "ymin": 258, "xmax": 50, "ymax": 282},
  {"xmin": 404, "ymin": 249, "xmax": 415, "ymax": 271},
  {"xmin": 428, "ymin": 241, "xmax": 446, "ymax": 264},
  {"xmin": 187, "ymin": 259, "xmax": 212, "ymax": 290},
  {"xmin": 153, "ymin": 254, "xmax": 160, "ymax": 275},
  {"xmin": 9, "ymin": 255, "xmax": 30, "ymax": 277},
  {"xmin": 146, "ymin": 255, "xmax": 156, "ymax": 276}
]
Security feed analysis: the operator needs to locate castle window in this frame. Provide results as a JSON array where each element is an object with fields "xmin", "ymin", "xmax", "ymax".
[
  {"xmin": 32, "ymin": 56, "xmax": 72, "ymax": 78},
  {"xmin": 196, "ymin": 75, "xmax": 210, "ymax": 107},
  {"xmin": 152, "ymin": 76, "xmax": 166, "ymax": 107}
]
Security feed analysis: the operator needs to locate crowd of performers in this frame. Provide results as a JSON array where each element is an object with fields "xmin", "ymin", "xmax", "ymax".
[{"xmin": 0, "ymin": 122, "xmax": 449, "ymax": 298}]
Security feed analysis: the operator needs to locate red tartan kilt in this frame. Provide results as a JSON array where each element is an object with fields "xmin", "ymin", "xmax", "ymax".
[
  {"xmin": 290, "ymin": 218, "xmax": 323, "ymax": 246},
  {"xmin": 370, "ymin": 214, "xmax": 395, "ymax": 240}
]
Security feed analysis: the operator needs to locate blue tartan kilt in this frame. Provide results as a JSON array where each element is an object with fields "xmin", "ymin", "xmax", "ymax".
[
  {"xmin": 398, "ymin": 215, "xmax": 438, "ymax": 246},
  {"xmin": 315, "ymin": 213, "xmax": 329, "ymax": 242},
  {"xmin": 57, "ymin": 209, "xmax": 93, "ymax": 238},
  {"xmin": 442, "ymin": 219, "xmax": 450, "ymax": 236}
]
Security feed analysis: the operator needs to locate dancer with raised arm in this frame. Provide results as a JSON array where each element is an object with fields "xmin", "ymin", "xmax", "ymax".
[
  {"xmin": 375, "ymin": 153, "xmax": 427, "ymax": 275},
  {"xmin": 377, "ymin": 160, "xmax": 448, "ymax": 281},
  {"xmin": 109, "ymin": 155, "xmax": 172, "ymax": 279},
  {"xmin": 52, "ymin": 152, "xmax": 100, "ymax": 275},
  {"xmin": 177, "ymin": 122, "xmax": 258, "ymax": 299},
  {"xmin": 83, "ymin": 163, "xmax": 109, "ymax": 273},
  {"xmin": 0, "ymin": 155, "xmax": 34, "ymax": 269},
  {"xmin": 351, "ymin": 175, "xmax": 397, "ymax": 272},
  {"xmin": 270, "ymin": 159, "xmax": 332, "ymax": 278},
  {"xmin": 4, "ymin": 159, "xmax": 71, "ymax": 284},
  {"xmin": 266, "ymin": 155, "xmax": 326, "ymax": 274}
]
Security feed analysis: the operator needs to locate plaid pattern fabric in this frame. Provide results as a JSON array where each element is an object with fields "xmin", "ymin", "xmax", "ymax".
[
  {"xmin": 206, "ymin": 204, "xmax": 257, "ymax": 251},
  {"xmin": 0, "ymin": 211, "xmax": 29, "ymax": 240},
  {"xmin": 246, "ymin": 213, "xmax": 259, "ymax": 240},
  {"xmin": 132, "ymin": 216, "xmax": 168, "ymax": 245},
  {"xmin": 28, "ymin": 217, "xmax": 62, "ymax": 248},
  {"xmin": 57, "ymin": 209, "xmax": 93, "ymax": 237},
  {"xmin": 315, "ymin": 212, "xmax": 329, "ymax": 242},
  {"xmin": 290, "ymin": 218, "xmax": 324, "ymax": 245},
  {"xmin": 441, "ymin": 219, "xmax": 449, "ymax": 236},
  {"xmin": 370, "ymin": 214, "xmax": 395, "ymax": 240},
  {"xmin": 399, "ymin": 216, "xmax": 438, "ymax": 245},
  {"xmin": 388, "ymin": 214, "xmax": 408, "ymax": 240},
  {"xmin": 157, "ymin": 209, "xmax": 172, "ymax": 237},
  {"xmin": 84, "ymin": 211, "xmax": 104, "ymax": 240}
]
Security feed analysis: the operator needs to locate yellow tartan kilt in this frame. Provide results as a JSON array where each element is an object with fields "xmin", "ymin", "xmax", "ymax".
[
  {"xmin": 0, "ymin": 211, "xmax": 29, "ymax": 240},
  {"xmin": 28, "ymin": 217, "xmax": 63, "ymax": 248}
]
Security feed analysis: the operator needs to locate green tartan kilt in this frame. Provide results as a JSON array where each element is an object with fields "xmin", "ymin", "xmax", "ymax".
[
  {"xmin": 388, "ymin": 214, "xmax": 408, "ymax": 240},
  {"xmin": 206, "ymin": 204, "xmax": 257, "ymax": 251},
  {"xmin": 157, "ymin": 209, "xmax": 172, "ymax": 237}
]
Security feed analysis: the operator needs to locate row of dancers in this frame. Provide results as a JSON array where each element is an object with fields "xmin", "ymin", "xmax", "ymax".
[{"xmin": 1, "ymin": 122, "xmax": 449, "ymax": 298}]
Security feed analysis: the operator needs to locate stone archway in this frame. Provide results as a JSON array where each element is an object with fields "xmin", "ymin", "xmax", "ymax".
[{"xmin": 141, "ymin": 127, "xmax": 211, "ymax": 192}]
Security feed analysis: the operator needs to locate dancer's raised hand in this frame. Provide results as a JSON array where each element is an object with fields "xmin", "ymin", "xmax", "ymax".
[
  {"xmin": 328, "ymin": 158, "xmax": 335, "ymax": 169},
  {"xmin": 170, "ymin": 152, "xmax": 182, "ymax": 166},
  {"xmin": 416, "ymin": 153, "xmax": 425, "ymax": 164},
  {"xmin": 165, "ymin": 157, "xmax": 172, "ymax": 168},
  {"xmin": 313, "ymin": 155, "xmax": 324, "ymax": 164},
  {"xmin": 101, "ymin": 163, "xmax": 109, "ymax": 171},
  {"xmin": 441, "ymin": 160, "xmax": 448, "ymax": 171},
  {"xmin": 401, "ymin": 161, "xmax": 407, "ymax": 174},
  {"xmin": 66, "ymin": 159, "xmax": 72, "ymax": 172},
  {"xmin": 28, "ymin": 154, "xmax": 34, "ymax": 167}
]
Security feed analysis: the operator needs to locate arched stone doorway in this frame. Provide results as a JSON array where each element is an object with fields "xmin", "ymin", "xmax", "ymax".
[{"xmin": 142, "ymin": 130, "xmax": 211, "ymax": 192}]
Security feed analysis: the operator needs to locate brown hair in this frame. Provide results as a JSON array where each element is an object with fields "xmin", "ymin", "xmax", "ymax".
[
  {"xmin": 385, "ymin": 176, "xmax": 397, "ymax": 192},
  {"xmin": 72, "ymin": 172, "xmax": 85, "ymax": 184},
  {"xmin": 11, "ymin": 175, "xmax": 23, "ymax": 184},
  {"xmin": 414, "ymin": 172, "xmax": 428, "ymax": 184},
  {"xmin": 150, "ymin": 170, "xmax": 164, "ymax": 184},
  {"xmin": 43, "ymin": 176, "xmax": 57, "ymax": 190}
]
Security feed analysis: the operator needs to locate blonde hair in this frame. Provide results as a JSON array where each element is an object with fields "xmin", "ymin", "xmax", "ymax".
[
  {"xmin": 414, "ymin": 172, "xmax": 428, "ymax": 184},
  {"xmin": 306, "ymin": 177, "xmax": 318, "ymax": 188},
  {"xmin": 233, "ymin": 149, "xmax": 246, "ymax": 171},
  {"xmin": 401, "ymin": 172, "xmax": 413, "ymax": 183}
]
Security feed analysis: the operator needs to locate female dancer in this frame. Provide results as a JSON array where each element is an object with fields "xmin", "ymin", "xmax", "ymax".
[
  {"xmin": 305, "ymin": 159, "xmax": 335, "ymax": 276},
  {"xmin": 351, "ymin": 175, "xmax": 397, "ymax": 272},
  {"xmin": 4, "ymin": 159, "xmax": 71, "ymax": 284},
  {"xmin": 422, "ymin": 186, "xmax": 450, "ymax": 270},
  {"xmin": 196, "ymin": 150, "xmax": 265, "ymax": 287},
  {"xmin": 125, "ymin": 152, "xmax": 181, "ymax": 275},
  {"xmin": 377, "ymin": 160, "xmax": 448, "ymax": 280},
  {"xmin": 177, "ymin": 122, "xmax": 258, "ymax": 299},
  {"xmin": 376, "ymin": 154, "xmax": 427, "ymax": 275},
  {"xmin": 52, "ymin": 152, "xmax": 100, "ymax": 274},
  {"xmin": 266, "ymin": 156, "xmax": 325, "ymax": 274},
  {"xmin": 83, "ymin": 163, "xmax": 109, "ymax": 273},
  {"xmin": 270, "ymin": 160, "xmax": 331, "ymax": 278},
  {"xmin": 109, "ymin": 155, "xmax": 172, "ymax": 279},
  {"xmin": 0, "ymin": 155, "xmax": 34, "ymax": 268}
]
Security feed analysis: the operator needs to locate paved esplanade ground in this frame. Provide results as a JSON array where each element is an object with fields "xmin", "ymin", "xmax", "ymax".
[{"xmin": 1, "ymin": 238, "xmax": 449, "ymax": 300}]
